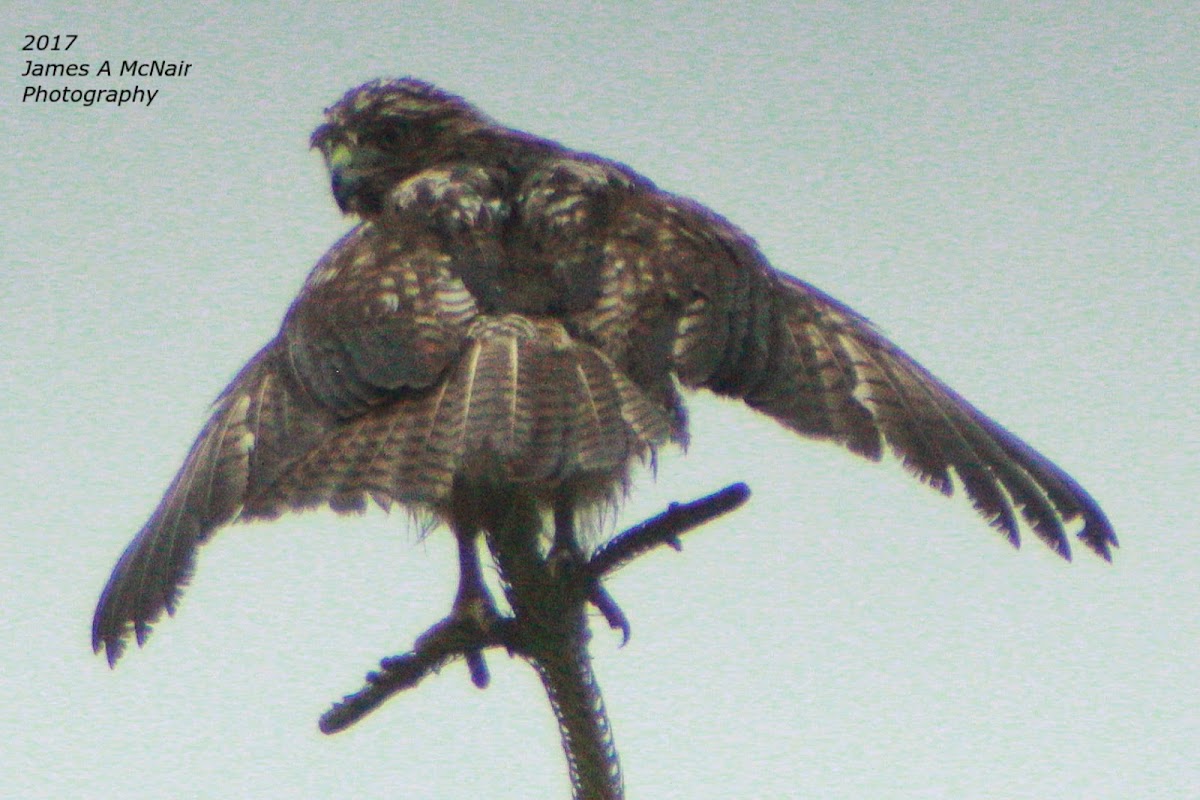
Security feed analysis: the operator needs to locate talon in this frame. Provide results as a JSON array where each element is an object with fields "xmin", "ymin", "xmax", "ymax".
[
  {"xmin": 448, "ymin": 522, "xmax": 502, "ymax": 687},
  {"xmin": 589, "ymin": 583, "xmax": 631, "ymax": 645},
  {"xmin": 466, "ymin": 649, "xmax": 490, "ymax": 688},
  {"xmin": 449, "ymin": 593, "xmax": 499, "ymax": 689}
]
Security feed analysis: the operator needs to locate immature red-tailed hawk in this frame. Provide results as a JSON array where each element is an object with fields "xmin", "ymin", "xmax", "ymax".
[{"xmin": 94, "ymin": 79, "xmax": 1115, "ymax": 665}]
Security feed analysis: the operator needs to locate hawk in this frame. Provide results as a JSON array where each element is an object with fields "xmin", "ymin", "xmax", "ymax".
[{"xmin": 93, "ymin": 78, "xmax": 1116, "ymax": 666}]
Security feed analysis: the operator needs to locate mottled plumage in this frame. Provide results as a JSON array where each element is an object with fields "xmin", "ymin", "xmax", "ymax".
[
  {"xmin": 93, "ymin": 217, "xmax": 672, "ymax": 664},
  {"xmin": 94, "ymin": 78, "xmax": 1116, "ymax": 666}
]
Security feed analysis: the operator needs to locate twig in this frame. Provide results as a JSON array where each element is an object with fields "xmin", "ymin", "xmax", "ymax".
[
  {"xmin": 319, "ymin": 613, "xmax": 510, "ymax": 734},
  {"xmin": 588, "ymin": 482, "xmax": 750, "ymax": 578}
]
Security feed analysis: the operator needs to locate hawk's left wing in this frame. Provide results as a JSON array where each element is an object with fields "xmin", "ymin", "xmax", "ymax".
[
  {"xmin": 92, "ymin": 347, "xmax": 330, "ymax": 665},
  {"xmin": 93, "ymin": 222, "xmax": 481, "ymax": 664},
  {"xmin": 282, "ymin": 223, "xmax": 479, "ymax": 416}
]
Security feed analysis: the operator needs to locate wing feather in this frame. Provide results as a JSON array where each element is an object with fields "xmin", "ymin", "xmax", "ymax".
[
  {"xmin": 549, "ymin": 172, "xmax": 1114, "ymax": 559},
  {"xmin": 759, "ymin": 273, "xmax": 1115, "ymax": 559},
  {"xmin": 92, "ymin": 347, "xmax": 330, "ymax": 664}
]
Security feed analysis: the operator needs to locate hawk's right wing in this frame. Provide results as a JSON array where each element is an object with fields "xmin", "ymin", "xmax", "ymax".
[
  {"xmin": 743, "ymin": 270, "xmax": 1117, "ymax": 561},
  {"xmin": 525, "ymin": 166, "xmax": 1116, "ymax": 562}
]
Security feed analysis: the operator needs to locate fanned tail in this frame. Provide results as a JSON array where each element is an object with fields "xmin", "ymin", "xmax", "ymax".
[{"xmin": 245, "ymin": 315, "xmax": 676, "ymax": 519}]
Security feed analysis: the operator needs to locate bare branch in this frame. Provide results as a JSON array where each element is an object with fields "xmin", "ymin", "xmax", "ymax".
[
  {"xmin": 588, "ymin": 483, "xmax": 750, "ymax": 578},
  {"xmin": 318, "ymin": 481, "xmax": 752, "ymax": 795},
  {"xmin": 319, "ymin": 613, "xmax": 513, "ymax": 734}
]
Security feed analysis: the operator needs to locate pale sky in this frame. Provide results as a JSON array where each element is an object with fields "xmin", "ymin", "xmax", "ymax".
[{"xmin": 4, "ymin": 2, "xmax": 1198, "ymax": 798}]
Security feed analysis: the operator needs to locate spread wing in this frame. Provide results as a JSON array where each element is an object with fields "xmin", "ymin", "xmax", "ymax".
[
  {"xmin": 91, "ymin": 348, "xmax": 329, "ymax": 665},
  {"xmin": 751, "ymin": 271, "xmax": 1116, "ymax": 560},
  {"xmin": 93, "ymin": 223, "xmax": 480, "ymax": 665},
  {"xmin": 526, "ymin": 164, "xmax": 1116, "ymax": 561}
]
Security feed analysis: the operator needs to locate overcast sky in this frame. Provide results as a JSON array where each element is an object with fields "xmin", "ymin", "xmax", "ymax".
[{"xmin": 4, "ymin": 2, "xmax": 1198, "ymax": 798}]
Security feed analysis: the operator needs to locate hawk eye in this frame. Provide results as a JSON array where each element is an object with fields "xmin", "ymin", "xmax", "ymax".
[{"xmin": 363, "ymin": 119, "xmax": 413, "ymax": 150}]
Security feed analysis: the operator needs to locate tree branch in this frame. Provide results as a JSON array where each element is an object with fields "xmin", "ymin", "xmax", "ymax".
[
  {"xmin": 320, "ymin": 612, "xmax": 513, "ymax": 734},
  {"xmin": 318, "ymin": 482, "xmax": 751, "ymax": 794},
  {"xmin": 588, "ymin": 482, "xmax": 750, "ymax": 578}
]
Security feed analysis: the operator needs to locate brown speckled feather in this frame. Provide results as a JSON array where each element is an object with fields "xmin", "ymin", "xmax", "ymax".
[
  {"xmin": 244, "ymin": 315, "xmax": 671, "ymax": 519},
  {"xmin": 96, "ymin": 78, "xmax": 1115, "ymax": 669}
]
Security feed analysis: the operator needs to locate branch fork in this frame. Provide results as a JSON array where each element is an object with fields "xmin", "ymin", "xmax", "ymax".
[{"xmin": 320, "ymin": 482, "xmax": 750, "ymax": 798}]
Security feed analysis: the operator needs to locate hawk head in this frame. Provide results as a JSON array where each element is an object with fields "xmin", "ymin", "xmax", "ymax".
[{"xmin": 311, "ymin": 78, "xmax": 495, "ymax": 217}]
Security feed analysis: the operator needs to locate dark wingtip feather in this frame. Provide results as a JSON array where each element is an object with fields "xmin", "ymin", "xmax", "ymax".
[
  {"xmin": 1049, "ymin": 531, "xmax": 1073, "ymax": 561},
  {"xmin": 1024, "ymin": 507, "xmax": 1072, "ymax": 561},
  {"xmin": 103, "ymin": 639, "xmax": 122, "ymax": 669},
  {"xmin": 847, "ymin": 428, "xmax": 884, "ymax": 461},
  {"xmin": 1078, "ymin": 513, "xmax": 1118, "ymax": 562},
  {"xmin": 92, "ymin": 612, "xmax": 128, "ymax": 668},
  {"xmin": 975, "ymin": 495, "xmax": 1021, "ymax": 551},
  {"xmin": 999, "ymin": 516, "xmax": 1022, "ymax": 550},
  {"xmin": 894, "ymin": 454, "xmax": 953, "ymax": 496},
  {"xmin": 92, "ymin": 586, "xmax": 126, "ymax": 667}
]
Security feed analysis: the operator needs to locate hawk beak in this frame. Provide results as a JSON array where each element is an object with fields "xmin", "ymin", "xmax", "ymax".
[
  {"xmin": 330, "ymin": 170, "xmax": 358, "ymax": 213},
  {"xmin": 325, "ymin": 143, "xmax": 360, "ymax": 213}
]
